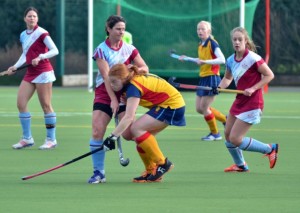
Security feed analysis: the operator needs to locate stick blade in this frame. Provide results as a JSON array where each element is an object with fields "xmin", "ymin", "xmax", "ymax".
[{"xmin": 120, "ymin": 158, "xmax": 130, "ymax": 167}]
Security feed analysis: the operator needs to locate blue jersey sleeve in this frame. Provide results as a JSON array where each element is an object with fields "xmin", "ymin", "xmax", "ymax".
[
  {"xmin": 210, "ymin": 39, "xmax": 220, "ymax": 52},
  {"xmin": 126, "ymin": 83, "xmax": 141, "ymax": 98}
]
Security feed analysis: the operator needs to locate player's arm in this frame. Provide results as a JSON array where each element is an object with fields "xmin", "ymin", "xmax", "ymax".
[
  {"xmin": 132, "ymin": 53, "xmax": 149, "ymax": 73},
  {"xmin": 179, "ymin": 47, "xmax": 225, "ymax": 65},
  {"xmin": 218, "ymin": 69, "xmax": 233, "ymax": 89},
  {"xmin": 32, "ymin": 36, "xmax": 59, "ymax": 66},
  {"xmin": 6, "ymin": 53, "xmax": 26, "ymax": 75},
  {"xmin": 244, "ymin": 63, "xmax": 274, "ymax": 96},
  {"xmin": 96, "ymin": 58, "xmax": 119, "ymax": 116},
  {"xmin": 102, "ymin": 96, "xmax": 139, "ymax": 151},
  {"xmin": 201, "ymin": 47, "xmax": 226, "ymax": 65},
  {"xmin": 111, "ymin": 96, "xmax": 140, "ymax": 137},
  {"xmin": 102, "ymin": 84, "xmax": 141, "ymax": 151},
  {"xmin": 254, "ymin": 63, "xmax": 274, "ymax": 89},
  {"xmin": 40, "ymin": 36, "xmax": 59, "ymax": 59}
]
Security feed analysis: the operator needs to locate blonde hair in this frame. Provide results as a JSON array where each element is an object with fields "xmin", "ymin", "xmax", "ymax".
[
  {"xmin": 109, "ymin": 64, "xmax": 147, "ymax": 84},
  {"xmin": 198, "ymin": 20, "xmax": 214, "ymax": 39},
  {"xmin": 230, "ymin": 27, "xmax": 257, "ymax": 52}
]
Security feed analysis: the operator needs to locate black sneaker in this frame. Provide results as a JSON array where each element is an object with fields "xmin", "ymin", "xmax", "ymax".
[
  {"xmin": 132, "ymin": 171, "xmax": 150, "ymax": 183},
  {"xmin": 147, "ymin": 158, "xmax": 174, "ymax": 182}
]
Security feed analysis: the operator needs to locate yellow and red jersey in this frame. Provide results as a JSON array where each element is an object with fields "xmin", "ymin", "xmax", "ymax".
[
  {"xmin": 126, "ymin": 74, "xmax": 185, "ymax": 109},
  {"xmin": 198, "ymin": 37, "xmax": 221, "ymax": 77}
]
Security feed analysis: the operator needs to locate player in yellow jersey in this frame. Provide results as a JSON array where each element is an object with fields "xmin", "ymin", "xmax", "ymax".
[
  {"xmin": 122, "ymin": 31, "xmax": 133, "ymax": 45},
  {"xmin": 179, "ymin": 21, "xmax": 226, "ymax": 141},
  {"xmin": 102, "ymin": 63, "xmax": 186, "ymax": 183}
]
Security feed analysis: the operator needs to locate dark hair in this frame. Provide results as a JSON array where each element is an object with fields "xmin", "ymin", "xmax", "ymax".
[
  {"xmin": 105, "ymin": 15, "xmax": 126, "ymax": 36},
  {"xmin": 24, "ymin": 6, "xmax": 38, "ymax": 17}
]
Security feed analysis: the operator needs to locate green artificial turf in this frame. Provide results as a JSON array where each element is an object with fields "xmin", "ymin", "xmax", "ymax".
[{"xmin": 0, "ymin": 86, "xmax": 299, "ymax": 213}]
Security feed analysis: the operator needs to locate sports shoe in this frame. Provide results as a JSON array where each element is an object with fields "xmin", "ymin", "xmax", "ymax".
[
  {"xmin": 12, "ymin": 137, "xmax": 34, "ymax": 149},
  {"xmin": 88, "ymin": 170, "xmax": 106, "ymax": 184},
  {"xmin": 201, "ymin": 132, "xmax": 222, "ymax": 141},
  {"xmin": 147, "ymin": 158, "xmax": 174, "ymax": 182},
  {"xmin": 264, "ymin": 143, "xmax": 279, "ymax": 169},
  {"xmin": 133, "ymin": 171, "xmax": 162, "ymax": 183},
  {"xmin": 224, "ymin": 163, "xmax": 249, "ymax": 172},
  {"xmin": 39, "ymin": 138, "xmax": 57, "ymax": 150}
]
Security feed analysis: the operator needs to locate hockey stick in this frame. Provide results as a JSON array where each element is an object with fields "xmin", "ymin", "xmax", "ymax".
[
  {"xmin": 115, "ymin": 116, "xmax": 130, "ymax": 167},
  {"xmin": 169, "ymin": 49, "xmax": 198, "ymax": 63},
  {"xmin": 22, "ymin": 145, "xmax": 104, "ymax": 180},
  {"xmin": 168, "ymin": 77, "xmax": 244, "ymax": 94},
  {"xmin": 0, "ymin": 64, "xmax": 31, "ymax": 77}
]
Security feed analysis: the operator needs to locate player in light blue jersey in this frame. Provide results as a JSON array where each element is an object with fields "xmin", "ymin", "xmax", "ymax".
[
  {"xmin": 88, "ymin": 15, "xmax": 148, "ymax": 184},
  {"xmin": 219, "ymin": 27, "xmax": 279, "ymax": 172},
  {"xmin": 7, "ymin": 7, "xmax": 59, "ymax": 150}
]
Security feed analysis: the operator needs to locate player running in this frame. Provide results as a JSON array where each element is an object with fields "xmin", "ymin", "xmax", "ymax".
[{"xmin": 218, "ymin": 27, "xmax": 279, "ymax": 172}]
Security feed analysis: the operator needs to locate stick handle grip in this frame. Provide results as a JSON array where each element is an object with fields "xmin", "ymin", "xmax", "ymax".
[
  {"xmin": 0, "ymin": 64, "xmax": 31, "ymax": 76},
  {"xmin": 15, "ymin": 63, "xmax": 31, "ymax": 71},
  {"xmin": 218, "ymin": 88, "xmax": 244, "ymax": 94}
]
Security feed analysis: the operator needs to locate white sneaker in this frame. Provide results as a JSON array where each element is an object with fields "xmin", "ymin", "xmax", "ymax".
[
  {"xmin": 201, "ymin": 132, "xmax": 222, "ymax": 141},
  {"xmin": 12, "ymin": 138, "xmax": 35, "ymax": 149},
  {"xmin": 39, "ymin": 138, "xmax": 57, "ymax": 150}
]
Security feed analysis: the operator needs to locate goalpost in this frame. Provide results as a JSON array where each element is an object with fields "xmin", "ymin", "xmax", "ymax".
[
  {"xmin": 87, "ymin": 0, "xmax": 263, "ymax": 91},
  {"xmin": 88, "ymin": 0, "xmax": 93, "ymax": 92},
  {"xmin": 240, "ymin": 0, "xmax": 245, "ymax": 27}
]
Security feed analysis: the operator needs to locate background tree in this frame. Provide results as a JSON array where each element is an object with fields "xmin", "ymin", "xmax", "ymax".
[{"xmin": 0, "ymin": 0, "xmax": 299, "ymax": 85}]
